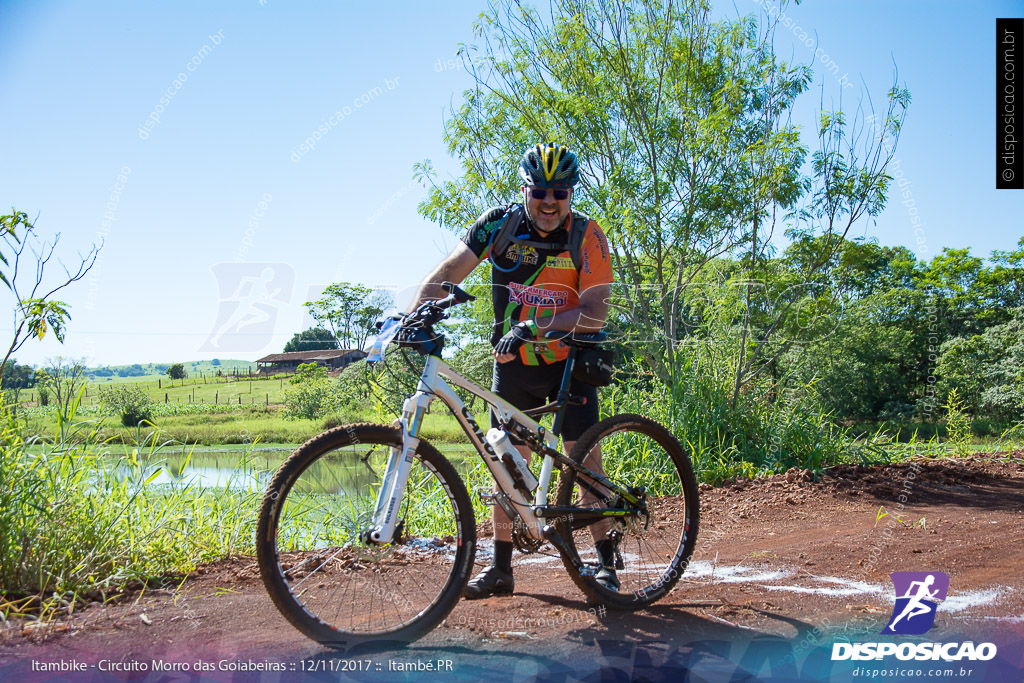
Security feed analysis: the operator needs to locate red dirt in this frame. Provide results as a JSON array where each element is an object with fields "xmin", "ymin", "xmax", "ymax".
[{"xmin": 1, "ymin": 452, "xmax": 1022, "ymax": 680}]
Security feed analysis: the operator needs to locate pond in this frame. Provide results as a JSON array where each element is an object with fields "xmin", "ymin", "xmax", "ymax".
[{"xmin": 131, "ymin": 444, "xmax": 485, "ymax": 496}]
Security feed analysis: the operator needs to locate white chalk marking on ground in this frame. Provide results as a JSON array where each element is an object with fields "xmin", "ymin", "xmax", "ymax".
[
  {"xmin": 683, "ymin": 562, "xmax": 1012, "ymax": 616},
  {"xmin": 941, "ymin": 588, "xmax": 1005, "ymax": 613}
]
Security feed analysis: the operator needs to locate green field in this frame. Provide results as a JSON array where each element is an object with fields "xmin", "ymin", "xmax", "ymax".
[
  {"xmin": 23, "ymin": 372, "xmax": 286, "ymax": 410},
  {"xmin": 19, "ymin": 397, "xmax": 478, "ymax": 446}
]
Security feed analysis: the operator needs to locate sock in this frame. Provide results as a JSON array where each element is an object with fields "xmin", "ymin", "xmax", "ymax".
[
  {"xmin": 595, "ymin": 539, "xmax": 616, "ymax": 569},
  {"xmin": 493, "ymin": 540, "xmax": 514, "ymax": 574}
]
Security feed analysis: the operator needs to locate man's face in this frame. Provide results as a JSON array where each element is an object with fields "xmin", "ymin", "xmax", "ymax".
[{"xmin": 523, "ymin": 186, "xmax": 572, "ymax": 234}]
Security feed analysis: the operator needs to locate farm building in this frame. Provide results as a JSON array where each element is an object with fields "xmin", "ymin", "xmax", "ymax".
[{"xmin": 255, "ymin": 349, "xmax": 366, "ymax": 374}]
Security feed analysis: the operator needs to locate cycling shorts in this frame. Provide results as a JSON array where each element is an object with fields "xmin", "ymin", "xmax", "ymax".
[{"xmin": 490, "ymin": 358, "xmax": 599, "ymax": 442}]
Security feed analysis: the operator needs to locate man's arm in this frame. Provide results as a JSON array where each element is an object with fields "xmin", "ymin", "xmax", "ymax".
[
  {"xmin": 405, "ymin": 242, "xmax": 482, "ymax": 313},
  {"xmin": 537, "ymin": 283, "xmax": 610, "ymax": 333}
]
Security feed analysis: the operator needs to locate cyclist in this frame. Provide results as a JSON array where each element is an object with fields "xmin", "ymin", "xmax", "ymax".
[{"xmin": 406, "ymin": 142, "xmax": 617, "ymax": 599}]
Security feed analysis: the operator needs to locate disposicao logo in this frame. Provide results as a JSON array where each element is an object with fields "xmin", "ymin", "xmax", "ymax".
[
  {"xmin": 831, "ymin": 571, "xmax": 997, "ymax": 663},
  {"xmin": 882, "ymin": 571, "xmax": 948, "ymax": 635}
]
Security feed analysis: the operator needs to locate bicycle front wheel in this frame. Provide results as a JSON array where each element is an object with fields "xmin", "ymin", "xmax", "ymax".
[
  {"xmin": 554, "ymin": 414, "xmax": 699, "ymax": 610},
  {"xmin": 256, "ymin": 423, "xmax": 476, "ymax": 651}
]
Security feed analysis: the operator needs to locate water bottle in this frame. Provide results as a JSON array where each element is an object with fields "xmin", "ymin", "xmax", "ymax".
[{"xmin": 485, "ymin": 428, "xmax": 538, "ymax": 494}]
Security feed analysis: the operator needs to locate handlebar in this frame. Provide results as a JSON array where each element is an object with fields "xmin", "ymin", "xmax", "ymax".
[{"xmin": 376, "ymin": 281, "xmax": 476, "ymax": 332}]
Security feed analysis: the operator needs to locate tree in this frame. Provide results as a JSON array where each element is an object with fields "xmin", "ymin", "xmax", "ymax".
[
  {"xmin": 0, "ymin": 360, "xmax": 35, "ymax": 390},
  {"xmin": 1, "ymin": 359, "xmax": 36, "ymax": 407},
  {"xmin": 0, "ymin": 210, "xmax": 101, "ymax": 383},
  {"xmin": 167, "ymin": 363, "xmax": 187, "ymax": 380},
  {"xmin": 283, "ymin": 327, "xmax": 340, "ymax": 353},
  {"xmin": 415, "ymin": 0, "xmax": 908, "ymax": 393},
  {"xmin": 304, "ymin": 283, "xmax": 394, "ymax": 350}
]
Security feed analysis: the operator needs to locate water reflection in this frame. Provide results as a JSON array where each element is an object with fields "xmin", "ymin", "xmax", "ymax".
[{"xmin": 112, "ymin": 445, "xmax": 480, "ymax": 495}]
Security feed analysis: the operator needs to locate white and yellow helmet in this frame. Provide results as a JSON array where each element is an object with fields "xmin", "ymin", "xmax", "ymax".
[{"xmin": 519, "ymin": 142, "xmax": 580, "ymax": 188}]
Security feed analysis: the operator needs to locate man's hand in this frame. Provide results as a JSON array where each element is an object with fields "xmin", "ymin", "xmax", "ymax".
[{"xmin": 494, "ymin": 320, "xmax": 538, "ymax": 363}]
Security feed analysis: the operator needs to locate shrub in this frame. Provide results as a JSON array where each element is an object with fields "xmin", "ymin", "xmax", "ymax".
[
  {"xmin": 99, "ymin": 384, "xmax": 154, "ymax": 427},
  {"xmin": 290, "ymin": 362, "xmax": 327, "ymax": 385},
  {"xmin": 167, "ymin": 363, "xmax": 186, "ymax": 380},
  {"xmin": 284, "ymin": 364, "xmax": 340, "ymax": 420},
  {"xmin": 944, "ymin": 388, "xmax": 972, "ymax": 457}
]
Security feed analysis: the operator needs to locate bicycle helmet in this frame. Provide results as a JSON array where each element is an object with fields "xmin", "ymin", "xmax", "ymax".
[{"xmin": 519, "ymin": 142, "xmax": 580, "ymax": 188}]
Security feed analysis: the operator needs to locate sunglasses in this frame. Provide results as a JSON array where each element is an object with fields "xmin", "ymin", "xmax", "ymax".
[{"xmin": 528, "ymin": 188, "xmax": 570, "ymax": 201}]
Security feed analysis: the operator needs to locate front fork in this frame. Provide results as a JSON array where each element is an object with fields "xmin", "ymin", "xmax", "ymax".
[{"xmin": 366, "ymin": 390, "xmax": 431, "ymax": 544}]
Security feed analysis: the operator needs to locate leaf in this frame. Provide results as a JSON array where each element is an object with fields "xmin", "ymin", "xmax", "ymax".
[{"xmin": 875, "ymin": 506, "xmax": 888, "ymax": 525}]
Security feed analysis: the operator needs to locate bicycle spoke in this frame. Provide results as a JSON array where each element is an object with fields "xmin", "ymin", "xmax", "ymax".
[{"xmin": 257, "ymin": 424, "xmax": 475, "ymax": 645}]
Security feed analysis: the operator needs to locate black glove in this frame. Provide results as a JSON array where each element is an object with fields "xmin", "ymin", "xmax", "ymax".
[{"xmin": 495, "ymin": 320, "xmax": 538, "ymax": 356}]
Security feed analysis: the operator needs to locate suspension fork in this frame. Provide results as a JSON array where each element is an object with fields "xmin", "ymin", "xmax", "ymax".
[{"xmin": 366, "ymin": 387, "xmax": 432, "ymax": 544}]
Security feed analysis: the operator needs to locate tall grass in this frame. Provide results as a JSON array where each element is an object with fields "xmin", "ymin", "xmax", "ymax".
[
  {"xmin": 0, "ymin": 396, "xmax": 265, "ymax": 617},
  {"xmin": 603, "ymin": 349, "xmax": 858, "ymax": 485}
]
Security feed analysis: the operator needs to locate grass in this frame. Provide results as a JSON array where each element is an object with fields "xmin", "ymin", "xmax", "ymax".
[
  {"xmin": 0, "ymin": 404, "xmax": 267, "ymax": 618},
  {"xmin": 15, "ymin": 403, "xmax": 477, "ymax": 447},
  {"xmin": 21, "ymin": 373, "xmax": 290, "ymax": 412}
]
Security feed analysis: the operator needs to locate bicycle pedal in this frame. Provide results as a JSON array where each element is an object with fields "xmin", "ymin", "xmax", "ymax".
[{"xmin": 476, "ymin": 488, "xmax": 496, "ymax": 503}]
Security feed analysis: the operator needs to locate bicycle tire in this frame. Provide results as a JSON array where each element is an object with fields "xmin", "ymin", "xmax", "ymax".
[
  {"xmin": 553, "ymin": 413, "xmax": 699, "ymax": 610},
  {"xmin": 256, "ymin": 423, "xmax": 476, "ymax": 651}
]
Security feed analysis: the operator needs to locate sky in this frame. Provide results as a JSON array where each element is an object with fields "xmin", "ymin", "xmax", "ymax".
[{"xmin": 0, "ymin": 0, "xmax": 1020, "ymax": 367}]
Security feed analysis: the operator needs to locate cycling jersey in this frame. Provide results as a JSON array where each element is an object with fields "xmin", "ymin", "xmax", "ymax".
[{"xmin": 462, "ymin": 204, "xmax": 613, "ymax": 365}]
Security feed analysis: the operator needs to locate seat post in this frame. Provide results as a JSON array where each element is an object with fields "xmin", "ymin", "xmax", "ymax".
[{"xmin": 550, "ymin": 346, "xmax": 579, "ymax": 437}]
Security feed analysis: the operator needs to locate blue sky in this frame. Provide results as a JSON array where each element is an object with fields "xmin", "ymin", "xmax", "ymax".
[{"xmin": 1, "ymin": 1, "xmax": 1020, "ymax": 367}]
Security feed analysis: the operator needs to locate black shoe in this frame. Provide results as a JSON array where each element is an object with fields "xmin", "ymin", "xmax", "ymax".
[
  {"xmin": 595, "ymin": 566, "xmax": 619, "ymax": 592},
  {"xmin": 463, "ymin": 566, "xmax": 514, "ymax": 599}
]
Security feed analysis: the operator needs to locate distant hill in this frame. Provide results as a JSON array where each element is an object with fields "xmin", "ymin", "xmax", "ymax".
[{"xmin": 86, "ymin": 359, "xmax": 256, "ymax": 382}]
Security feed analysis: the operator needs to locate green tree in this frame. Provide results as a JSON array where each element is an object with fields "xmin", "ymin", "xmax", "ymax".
[
  {"xmin": 0, "ymin": 361, "xmax": 34, "ymax": 389},
  {"xmin": 415, "ymin": 0, "xmax": 908, "ymax": 392},
  {"xmin": 304, "ymin": 283, "xmax": 393, "ymax": 350},
  {"xmin": 920, "ymin": 247, "xmax": 987, "ymax": 338},
  {"xmin": 0, "ymin": 210, "xmax": 101, "ymax": 383},
  {"xmin": 167, "ymin": 363, "xmax": 186, "ymax": 380},
  {"xmin": 781, "ymin": 287, "xmax": 930, "ymax": 421},
  {"xmin": 283, "ymin": 327, "xmax": 340, "ymax": 353}
]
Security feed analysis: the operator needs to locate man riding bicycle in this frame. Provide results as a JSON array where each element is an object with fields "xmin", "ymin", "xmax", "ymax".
[{"xmin": 407, "ymin": 142, "xmax": 617, "ymax": 599}]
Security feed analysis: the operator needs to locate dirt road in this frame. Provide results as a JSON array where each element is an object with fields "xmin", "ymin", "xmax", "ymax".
[{"xmin": 2, "ymin": 452, "xmax": 1022, "ymax": 681}]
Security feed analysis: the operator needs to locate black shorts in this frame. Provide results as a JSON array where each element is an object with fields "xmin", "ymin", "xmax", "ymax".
[{"xmin": 490, "ymin": 359, "xmax": 599, "ymax": 442}]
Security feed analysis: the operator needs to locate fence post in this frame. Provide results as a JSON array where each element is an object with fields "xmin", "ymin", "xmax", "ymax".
[{"xmin": 215, "ymin": 392, "xmax": 218, "ymax": 404}]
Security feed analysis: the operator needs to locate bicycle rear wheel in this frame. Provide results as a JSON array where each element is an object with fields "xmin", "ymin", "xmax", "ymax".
[
  {"xmin": 554, "ymin": 414, "xmax": 699, "ymax": 609},
  {"xmin": 256, "ymin": 423, "xmax": 476, "ymax": 651}
]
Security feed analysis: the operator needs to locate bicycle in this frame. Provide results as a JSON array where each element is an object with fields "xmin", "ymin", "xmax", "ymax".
[{"xmin": 256, "ymin": 282, "xmax": 700, "ymax": 652}]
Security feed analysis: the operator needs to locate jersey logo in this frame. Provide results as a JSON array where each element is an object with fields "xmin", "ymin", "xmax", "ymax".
[
  {"xmin": 508, "ymin": 282, "xmax": 568, "ymax": 307},
  {"xmin": 503, "ymin": 243, "xmax": 539, "ymax": 265},
  {"xmin": 546, "ymin": 256, "xmax": 575, "ymax": 270}
]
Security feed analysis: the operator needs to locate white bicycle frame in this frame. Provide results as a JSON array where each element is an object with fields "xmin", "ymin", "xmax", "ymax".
[{"xmin": 366, "ymin": 354, "xmax": 562, "ymax": 544}]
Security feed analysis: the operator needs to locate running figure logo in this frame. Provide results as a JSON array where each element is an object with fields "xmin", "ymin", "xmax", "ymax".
[
  {"xmin": 200, "ymin": 263, "xmax": 294, "ymax": 352},
  {"xmin": 881, "ymin": 571, "xmax": 949, "ymax": 635}
]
